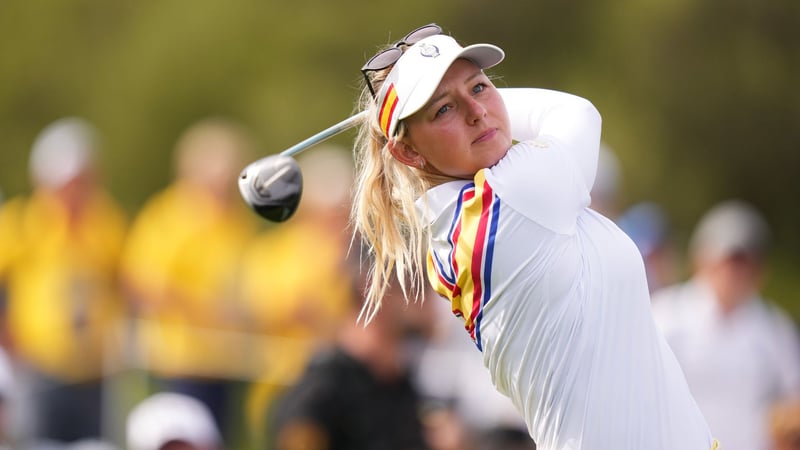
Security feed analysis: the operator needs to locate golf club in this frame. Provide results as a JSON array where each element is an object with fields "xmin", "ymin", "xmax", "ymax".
[{"xmin": 238, "ymin": 111, "xmax": 367, "ymax": 222}]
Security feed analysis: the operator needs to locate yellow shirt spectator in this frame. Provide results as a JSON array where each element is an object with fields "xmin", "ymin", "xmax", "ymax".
[
  {"xmin": 120, "ymin": 118, "xmax": 260, "ymax": 381},
  {"xmin": 0, "ymin": 189, "xmax": 127, "ymax": 383},
  {"xmin": 121, "ymin": 180, "xmax": 259, "ymax": 378},
  {"xmin": 238, "ymin": 146, "xmax": 356, "ymax": 434}
]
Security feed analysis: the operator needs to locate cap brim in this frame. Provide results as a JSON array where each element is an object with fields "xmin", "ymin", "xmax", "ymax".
[{"xmin": 461, "ymin": 43, "xmax": 505, "ymax": 71}]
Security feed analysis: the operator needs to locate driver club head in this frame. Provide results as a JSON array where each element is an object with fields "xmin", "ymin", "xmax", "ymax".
[{"xmin": 238, "ymin": 154, "xmax": 303, "ymax": 222}]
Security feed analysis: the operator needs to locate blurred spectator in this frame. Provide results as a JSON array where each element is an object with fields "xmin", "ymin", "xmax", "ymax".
[
  {"xmin": 414, "ymin": 299, "xmax": 535, "ymax": 450},
  {"xmin": 475, "ymin": 427, "xmax": 538, "ymax": 450},
  {"xmin": 0, "ymin": 346, "xmax": 14, "ymax": 450},
  {"xmin": 0, "ymin": 187, "xmax": 8, "ymax": 348},
  {"xmin": 419, "ymin": 404, "xmax": 471, "ymax": 450},
  {"xmin": 651, "ymin": 199, "xmax": 800, "ymax": 450},
  {"xmin": 64, "ymin": 439, "xmax": 120, "ymax": 450},
  {"xmin": 29, "ymin": 439, "xmax": 120, "ymax": 450},
  {"xmin": 119, "ymin": 118, "xmax": 259, "ymax": 440},
  {"xmin": 617, "ymin": 201, "xmax": 678, "ymax": 292},
  {"xmin": 589, "ymin": 143, "xmax": 622, "ymax": 219},
  {"xmin": 126, "ymin": 392, "xmax": 222, "ymax": 450},
  {"xmin": 266, "ymin": 251, "xmax": 431, "ymax": 450},
  {"xmin": 239, "ymin": 145, "xmax": 354, "ymax": 339},
  {"xmin": 238, "ymin": 145, "xmax": 356, "ymax": 435},
  {"xmin": 770, "ymin": 398, "xmax": 800, "ymax": 450},
  {"xmin": 0, "ymin": 117, "xmax": 128, "ymax": 444}
]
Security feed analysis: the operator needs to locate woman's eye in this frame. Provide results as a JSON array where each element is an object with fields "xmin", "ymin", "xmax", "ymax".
[
  {"xmin": 435, "ymin": 105, "xmax": 451, "ymax": 117},
  {"xmin": 473, "ymin": 83, "xmax": 486, "ymax": 94}
]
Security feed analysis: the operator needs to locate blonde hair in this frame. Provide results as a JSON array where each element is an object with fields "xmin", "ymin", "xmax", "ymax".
[{"xmin": 351, "ymin": 61, "xmax": 442, "ymax": 323}]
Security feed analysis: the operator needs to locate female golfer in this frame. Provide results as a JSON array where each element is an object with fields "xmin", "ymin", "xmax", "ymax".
[{"xmin": 352, "ymin": 24, "xmax": 718, "ymax": 449}]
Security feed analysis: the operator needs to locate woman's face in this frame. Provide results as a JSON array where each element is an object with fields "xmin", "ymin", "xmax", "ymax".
[{"xmin": 396, "ymin": 58, "xmax": 512, "ymax": 179}]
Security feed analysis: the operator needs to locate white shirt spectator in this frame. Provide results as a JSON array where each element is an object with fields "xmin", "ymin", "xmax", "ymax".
[{"xmin": 652, "ymin": 278, "xmax": 800, "ymax": 450}]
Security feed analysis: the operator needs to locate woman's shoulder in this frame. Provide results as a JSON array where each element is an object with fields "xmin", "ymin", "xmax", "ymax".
[
  {"xmin": 416, "ymin": 180, "xmax": 473, "ymax": 223},
  {"xmin": 482, "ymin": 141, "xmax": 590, "ymax": 234}
]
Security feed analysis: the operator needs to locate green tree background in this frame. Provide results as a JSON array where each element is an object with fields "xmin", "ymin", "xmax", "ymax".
[{"xmin": 1, "ymin": 0, "xmax": 798, "ymax": 316}]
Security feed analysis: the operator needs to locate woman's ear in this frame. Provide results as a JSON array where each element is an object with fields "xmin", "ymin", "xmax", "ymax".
[{"xmin": 387, "ymin": 139, "xmax": 425, "ymax": 169}]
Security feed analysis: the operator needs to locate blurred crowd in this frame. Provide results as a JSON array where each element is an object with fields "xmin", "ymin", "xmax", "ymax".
[{"xmin": 0, "ymin": 118, "xmax": 797, "ymax": 450}]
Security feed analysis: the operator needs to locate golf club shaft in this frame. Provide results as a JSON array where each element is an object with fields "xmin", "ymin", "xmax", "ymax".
[{"xmin": 280, "ymin": 111, "xmax": 367, "ymax": 157}]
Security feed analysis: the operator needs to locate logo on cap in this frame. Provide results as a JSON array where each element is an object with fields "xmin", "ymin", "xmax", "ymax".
[{"xmin": 419, "ymin": 44, "xmax": 440, "ymax": 58}]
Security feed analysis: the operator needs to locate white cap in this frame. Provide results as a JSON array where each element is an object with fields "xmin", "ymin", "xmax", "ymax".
[
  {"xmin": 375, "ymin": 34, "xmax": 504, "ymax": 138},
  {"xmin": 689, "ymin": 199, "xmax": 770, "ymax": 263},
  {"xmin": 29, "ymin": 117, "xmax": 97, "ymax": 188},
  {"xmin": 126, "ymin": 393, "xmax": 221, "ymax": 450}
]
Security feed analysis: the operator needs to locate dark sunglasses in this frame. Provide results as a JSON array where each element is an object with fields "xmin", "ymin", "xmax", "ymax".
[{"xmin": 361, "ymin": 23, "xmax": 443, "ymax": 98}]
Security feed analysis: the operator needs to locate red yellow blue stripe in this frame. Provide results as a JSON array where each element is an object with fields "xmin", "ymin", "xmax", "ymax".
[
  {"xmin": 427, "ymin": 170, "xmax": 500, "ymax": 350},
  {"xmin": 378, "ymin": 84, "xmax": 399, "ymax": 137}
]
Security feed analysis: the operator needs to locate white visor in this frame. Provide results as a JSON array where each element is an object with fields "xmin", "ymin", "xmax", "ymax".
[{"xmin": 375, "ymin": 34, "xmax": 504, "ymax": 138}]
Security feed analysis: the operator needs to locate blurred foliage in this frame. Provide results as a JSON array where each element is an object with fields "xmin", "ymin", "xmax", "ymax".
[{"xmin": 0, "ymin": 0, "xmax": 798, "ymax": 315}]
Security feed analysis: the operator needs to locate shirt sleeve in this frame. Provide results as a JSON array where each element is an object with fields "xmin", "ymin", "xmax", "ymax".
[
  {"xmin": 498, "ymin": 88, "xmax": 602, "ymax": 191},
  {"xmin": 482, "ymin": 88, "xmax": 602, "ymax": 233}
]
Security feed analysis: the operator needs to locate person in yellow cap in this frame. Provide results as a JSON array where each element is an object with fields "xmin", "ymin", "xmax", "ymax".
[
  {"xmin": 350, "ymin": 23, "xmax": 717, "ymax": 449},
  {"xmin": 0, "ymin": 117, "xmax": 128, "ymax": 443}
]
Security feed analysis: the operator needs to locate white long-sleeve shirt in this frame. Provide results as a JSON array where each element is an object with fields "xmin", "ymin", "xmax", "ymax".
[{"xmin": 418, "ymin": 88, "xmax": 715, "ymax": 449}]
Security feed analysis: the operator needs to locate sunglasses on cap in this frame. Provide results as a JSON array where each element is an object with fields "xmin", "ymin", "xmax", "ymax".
[{"xmin": 361, "ymin": 23, "xmax": 443, "ymax": 98}]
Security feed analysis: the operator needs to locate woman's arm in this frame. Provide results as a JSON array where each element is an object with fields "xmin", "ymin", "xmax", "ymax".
[{"xmin": 498, "ymin": 88, "xmax": 602, "ymax": 190}]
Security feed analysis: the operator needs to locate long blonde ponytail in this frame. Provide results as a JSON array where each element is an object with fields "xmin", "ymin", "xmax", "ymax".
[{"xmin": 351, "ymin": 70, "xmax": 431, "ymax": 323}]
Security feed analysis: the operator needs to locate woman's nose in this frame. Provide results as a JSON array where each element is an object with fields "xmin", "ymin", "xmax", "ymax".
[{"xmin": 465, "ymin": 98, "xmax": 487, "ymax": 124}]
